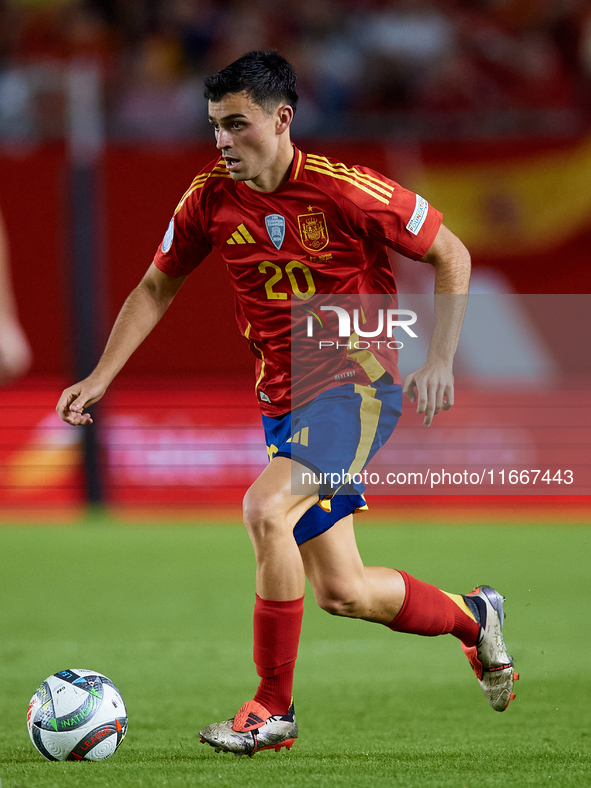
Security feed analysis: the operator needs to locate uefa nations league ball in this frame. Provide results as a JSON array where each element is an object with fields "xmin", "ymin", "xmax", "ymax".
[{"xmin": 27, "ymin": 669, "xmax": 128, "ymax": 761}]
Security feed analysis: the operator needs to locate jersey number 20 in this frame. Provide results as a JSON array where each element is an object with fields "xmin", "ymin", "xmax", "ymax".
[{"xmin": 258, "ymin": 261, "xmax": 316, "ymax": 301}]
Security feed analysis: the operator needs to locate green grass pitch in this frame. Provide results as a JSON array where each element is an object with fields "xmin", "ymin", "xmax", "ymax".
[{"xmin": 0, "ymin": 517, "xmax": 589, "ymax": 787}]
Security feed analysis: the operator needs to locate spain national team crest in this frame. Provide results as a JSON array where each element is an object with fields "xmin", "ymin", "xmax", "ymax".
[{"xmin": 297, "ymin": 211, "xmax": 329, "ymax": 252}]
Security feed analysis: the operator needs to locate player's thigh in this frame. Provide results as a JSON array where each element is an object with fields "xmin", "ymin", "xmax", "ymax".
[
  {"xmin": 243, "ymin": 455, "xmax": 320, "ymax": 537},
  {"xmin": 298, "ymin": 515, "xmax": 367, "ymax": 609}
]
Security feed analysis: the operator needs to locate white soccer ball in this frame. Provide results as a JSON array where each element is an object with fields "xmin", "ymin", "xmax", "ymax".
[{"xmin": 27, "ymin": 669, "xmax": 128, "ymax": 761}]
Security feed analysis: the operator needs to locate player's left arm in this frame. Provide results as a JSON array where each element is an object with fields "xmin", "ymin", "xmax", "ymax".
[
  {"xmin": 403, "ymin": 223, "xmax": 471, "ymax": 426},
  {"xmin": 0, "ymin": 208, "xmax": 32, "ymax": 385}
]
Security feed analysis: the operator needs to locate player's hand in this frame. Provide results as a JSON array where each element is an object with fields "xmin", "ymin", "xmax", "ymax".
[
  {"xmin": 403, "ymin": 360, "xmax": 454, "ymax": 427},
  {"xmin": 56, "ymin": 376, "xmax": 108, "ymax": 426}
]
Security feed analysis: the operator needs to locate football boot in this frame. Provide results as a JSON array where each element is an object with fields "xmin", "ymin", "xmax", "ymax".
[
  {"xmin": 199, "ymin": 700, "xmax": 297, "ymax": 757},
  {"xmin": 462, "ymin": 585, "xmax": 519, "ymax": 711}
]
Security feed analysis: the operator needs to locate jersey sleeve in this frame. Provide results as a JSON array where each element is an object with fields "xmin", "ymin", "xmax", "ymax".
[
  {"xmin": 343, "ymin": 165, "xmax": 442, "ymax": 260},
  {"xmin": 153, "ymin": 185, "xmax": 212, "ymax": 278}
]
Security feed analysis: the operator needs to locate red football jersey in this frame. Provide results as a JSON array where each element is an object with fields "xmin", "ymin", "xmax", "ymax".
[{"xmin": 153, "ymin": 146, "xmax": 442, "ymax": 416}]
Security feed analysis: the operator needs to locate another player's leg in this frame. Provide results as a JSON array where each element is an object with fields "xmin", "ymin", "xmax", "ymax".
[
  {"xmin": 299, "ymin": 515, "xmax": 518, "ymax": 711},
  {"xmin": 199, "ymin": 456, "xmax": 318, "ymax": 756}
]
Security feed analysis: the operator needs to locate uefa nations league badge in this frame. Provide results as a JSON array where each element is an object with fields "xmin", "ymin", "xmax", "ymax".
[
  {"xmin": 161, "ymin": 217, "xmax": 174, "ymax": 253},
  {"xmin": 265, "ymin": 214, "xmax": 285, "ymax": 250}
]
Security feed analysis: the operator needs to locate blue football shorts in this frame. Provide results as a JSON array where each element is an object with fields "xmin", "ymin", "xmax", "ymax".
[{"xmin": 261, "ymin": 373, "xmax": 402, "ymax": 545}]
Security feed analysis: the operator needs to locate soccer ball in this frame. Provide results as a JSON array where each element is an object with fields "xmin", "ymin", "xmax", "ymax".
[{"xmin": 27, "ymin": 668, "xmax": 128, "ymax": 761}]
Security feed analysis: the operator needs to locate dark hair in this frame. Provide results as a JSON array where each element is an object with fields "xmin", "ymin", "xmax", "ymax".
[{"xmin": 204, "ymin": 50, "xmax": 298, "ymax": 114}]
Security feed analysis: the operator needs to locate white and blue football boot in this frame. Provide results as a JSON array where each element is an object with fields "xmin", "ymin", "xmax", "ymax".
[
  {"xmin": 199, "ymin": 700, "xmax": 297, "ymax": 757},
  {"xmin": 462, "ymin": 585, "xmax": 519, "ymax": 711}
]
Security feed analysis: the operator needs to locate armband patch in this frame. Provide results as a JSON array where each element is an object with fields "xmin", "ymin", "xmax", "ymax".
[
  {"xmin": 161, "ymin": 218, "xmax": 174, "ymax": 253},
  {"xmin": 406, "ymin": 195, "xmax": 428, "ymax": 236}
]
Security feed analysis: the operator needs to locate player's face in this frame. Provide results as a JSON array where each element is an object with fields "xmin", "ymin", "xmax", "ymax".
[{"xmin": 208, "ymin": 92, "xmax": 291, "ymax": 190}]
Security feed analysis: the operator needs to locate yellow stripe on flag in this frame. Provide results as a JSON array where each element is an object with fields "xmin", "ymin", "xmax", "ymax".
[{"xmin": 411, "ymin": 134, "xmax": 591, "ymax": 254}]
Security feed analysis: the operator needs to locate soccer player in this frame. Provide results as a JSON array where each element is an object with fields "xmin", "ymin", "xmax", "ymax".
[
  {"xmin": 56, "ymin": 51, "xmax": 518, "ymax": 757},
  {"xmin": 0, "ymin": 207, "xmax": 32, "ymax": 385}
]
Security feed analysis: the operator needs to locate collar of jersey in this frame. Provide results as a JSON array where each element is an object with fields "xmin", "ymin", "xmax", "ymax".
[{"xmin": 237, "ymin": 145, "xmax": 304, "ymax": 196}]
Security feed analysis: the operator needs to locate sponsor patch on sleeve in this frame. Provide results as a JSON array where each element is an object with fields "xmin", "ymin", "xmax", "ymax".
[
  {"xmin": 161, "ymin": 218, "xmax": 174, "ymax": 253},
  {"xmin": 406, "ymin": 195, "xmax": 429, "ymax": 236}
]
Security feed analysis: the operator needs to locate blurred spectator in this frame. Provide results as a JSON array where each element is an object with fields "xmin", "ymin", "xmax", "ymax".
[
  {"xmin": 0, "ymin": 0, "xmax": 591, "ymax": 140},
  {"xmin": 0, "ymin": 207, "xmax": 32, "ymax": 385},
  {"xmin": 167, "ymin": 0, "xmax": 220, "ymax": 71},
  {"xmin": 113, "ymin": 32, "xmax": 201, "ymax": 140}
]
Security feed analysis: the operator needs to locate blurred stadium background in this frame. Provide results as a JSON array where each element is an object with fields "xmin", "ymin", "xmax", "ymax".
[{"xmin": 0, "ymin": 0, "xmax": 590, "ymax": 522}]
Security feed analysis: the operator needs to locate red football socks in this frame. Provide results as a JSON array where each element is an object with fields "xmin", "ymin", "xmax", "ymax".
[
  {"xmin": 252, "ymin": 594, "xmax": 304, "ymax": 716},
  {"xmin": 388, "ymin": 570, "xmax": 480, "ymax": 646},
  {"xmin": 250, "ymin": 575, "xmax": 478, "ymax": 716}
]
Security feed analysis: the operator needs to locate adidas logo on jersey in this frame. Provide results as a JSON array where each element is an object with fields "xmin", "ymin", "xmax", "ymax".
[{"xmin": 227, "ymin": 224, "xmax": 256, "ymax": 245}]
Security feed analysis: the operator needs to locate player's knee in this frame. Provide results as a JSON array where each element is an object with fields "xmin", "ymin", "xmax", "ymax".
[
  {"xmin": 243, "ymin": 487, "xmax": 285, "ymax": 542},
  {"xmin": 315, "ymin": 585, "xmax": 364, "ymax": 618}
]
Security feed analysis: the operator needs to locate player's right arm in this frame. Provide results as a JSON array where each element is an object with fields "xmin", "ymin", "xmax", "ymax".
[{"xmin": 57, "ymin": 263, "xmax": 186, "ymax": 426}]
